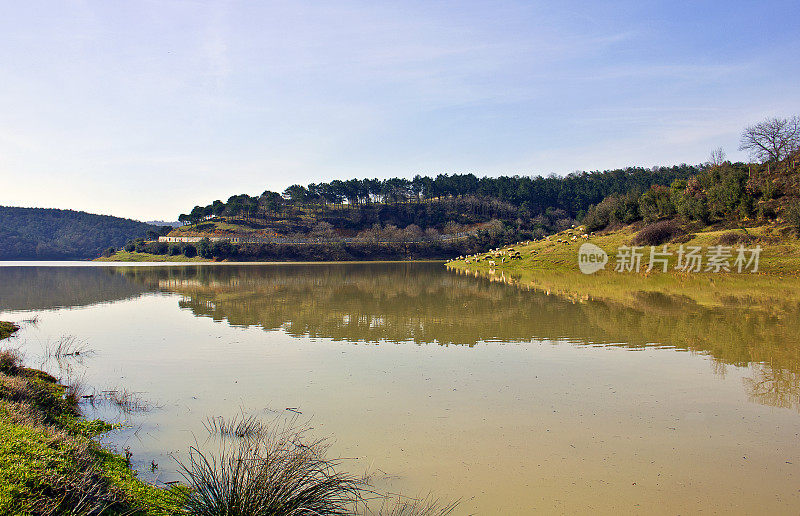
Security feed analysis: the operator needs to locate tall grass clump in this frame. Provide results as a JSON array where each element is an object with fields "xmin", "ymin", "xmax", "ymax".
[
  {"xmin": 367, "ymin": 495, "xmax": 459, "ymax": 516},
  {"xmin": 0, "ymin": 347, "xmax": 23, "ymax": 376},
  {"xmin": 177, "ymin": 418, "xmax": 366, "ymax": 515},
  {"xmin": 40, "ymin": 335, "xmax": 92, "ymax": 360}
]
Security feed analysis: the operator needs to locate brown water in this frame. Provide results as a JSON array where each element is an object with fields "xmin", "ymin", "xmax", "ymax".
[{"xmin": 1, "ymin": 262, "xmax": 799, "ymax": 514}]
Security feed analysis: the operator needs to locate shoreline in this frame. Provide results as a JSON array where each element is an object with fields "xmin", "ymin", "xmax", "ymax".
[
  {"xmin": 1, "ymin": 258, "xmax": 448, "ymax": 267},
  {"xmin": 0, "ymin": 321, "xmax": 182, "ymax": 514},
  {"xmin": 445, "ymin": 223, "xmax": 800, "ymax": 308}
]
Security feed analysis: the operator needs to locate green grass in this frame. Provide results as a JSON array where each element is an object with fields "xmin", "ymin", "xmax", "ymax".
[
  {"xmin": 96, "ymin": 251, "xmax": 209, "ymax": 262},
  {"xmin": 447, "ymin": 223, "xmax": 800, "ymax": 308},
  {"xmin": 0, "ymin": 322, "xmax": 18, "ymax": 341},
  {"xmin": 0, "ymin": 322, "xmax": 184, "ymax": 515}
]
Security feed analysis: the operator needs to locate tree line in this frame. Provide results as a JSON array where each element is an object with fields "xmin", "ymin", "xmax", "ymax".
[
  {"xmin": 178, "ymin": 166, "xmax": 699, "ymax": 228},
  {"xmin": 584, "ymin": 116, "xmax": 800, "ymax": 234}
]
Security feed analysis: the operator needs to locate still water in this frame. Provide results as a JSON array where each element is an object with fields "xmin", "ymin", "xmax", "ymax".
[{"xmin": 1, "ymin": 262, "xmax": 799, "ymax": 514}]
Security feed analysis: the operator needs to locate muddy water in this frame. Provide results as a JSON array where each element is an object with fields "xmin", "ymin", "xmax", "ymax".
[{"xmin": 1, "ymin": 262, "xmax": 799, "ymax": 514}]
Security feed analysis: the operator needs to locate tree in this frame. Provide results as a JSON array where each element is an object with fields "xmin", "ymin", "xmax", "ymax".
[
  {"xmin": 708, "ymin": 147, "xmax": 727, "ymax": 166},
  {"xmin": 211, "ymin": 200, "xmax": 226, "ymax": 217},
  {"xmin": 739, "ymin": 116, "xmax": 800, "ymax": 163},
  {"xmin": 283, "ymin": 184, "xmax": 309, "ymax": 204},
  {"xmin": 198, "ymin": 238, "xmax": 212, "ymax": 259}
]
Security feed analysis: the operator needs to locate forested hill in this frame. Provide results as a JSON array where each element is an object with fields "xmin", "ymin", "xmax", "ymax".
[
  {"xmin": 0, "ymin": 206, "xmax": 159, "ymax": 260},
  {"xmin": 177, "ymin": 166, "xmax": 699, "ymax": 236}
]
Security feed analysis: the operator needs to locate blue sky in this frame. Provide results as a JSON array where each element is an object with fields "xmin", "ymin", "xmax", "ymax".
[{"xmin": 1, "ymin": 1, "xmax": 798, "ymax": 220}]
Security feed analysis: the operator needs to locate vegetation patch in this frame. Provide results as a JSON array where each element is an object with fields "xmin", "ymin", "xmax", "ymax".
[
  {"xmin": 96, "ymin": 250, "xmax": 209, "ymax": 262},
  {"xmin": 0, "ymin": 323, "xmax": 183, "ymax": 515},
  {"xmin": 631, "ymin": 220, "xmax": 684, "ymax": 246},
  {"xmin": 0, "ymin": 322, "xmax": 18, "ymax": 341}
]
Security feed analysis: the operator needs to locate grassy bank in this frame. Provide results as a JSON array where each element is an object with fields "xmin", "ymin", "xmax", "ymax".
[
  {"xmin": 96, "ymin": 251, "xmax": 209, "ymax": 262},
  {"xmin": 0, "ymin": 322, "xmax": 183, "ymax": 514},
  {"xmin": 0, "ymin": 322, "xmax": 18, "ymax": 340},
  {"xmin": 446, "ymin": 223, "xmax": 800, "ymax": 308}
]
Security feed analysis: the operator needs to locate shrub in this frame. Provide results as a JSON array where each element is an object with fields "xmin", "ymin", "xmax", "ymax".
[
  {"xmin": 198, "ymin": 238, "xmax": 212, "ymax": 259},
  {"xmin": 716, "ymin": 231, "xmax": 754, "ymax": 246},
  {"xmin": 631, "ymin": 220, "xmax": 683, "ymax": 246},
  {"xmin": 183, "ymin": 244, "xmax": 198, "ymax": 258},
  {"xmin": 210, "ymin": 240, "xmax": 235, "ymax": 259}
]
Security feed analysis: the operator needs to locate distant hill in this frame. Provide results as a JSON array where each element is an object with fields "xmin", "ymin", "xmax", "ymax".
[
  {"xmin": 145, "ymin": 220, "xmax": 181, "ymax": 228},
  {"xmin": 0, "ymin": 206, "xmax": 158, "ymax": 260}
]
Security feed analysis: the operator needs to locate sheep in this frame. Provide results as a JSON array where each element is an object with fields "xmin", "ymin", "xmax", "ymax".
[{"xmin": 488, "ymin": 260, "xmax": 496, "ymax": 266}]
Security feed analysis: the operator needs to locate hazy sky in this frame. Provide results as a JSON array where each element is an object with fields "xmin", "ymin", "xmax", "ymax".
[{"xmin": 1, "ymin": 1, "xmax": 798, "ymax": 220}]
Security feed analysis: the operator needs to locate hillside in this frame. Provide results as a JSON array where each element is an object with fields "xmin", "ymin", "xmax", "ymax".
[
  {"xmin": 0, "ymin": 207, "xmax": 162, "ymax": 260},
  {"xmin": 448, "ymin": 152, "xmax": 800, "ymax": 280},
  {"xmin": 175, "ymin": 167, "xmax": 698, "ymax": 237},
  {"xmin": 448, "ymin": 221, "xmax": 800, "ymax": 276}
]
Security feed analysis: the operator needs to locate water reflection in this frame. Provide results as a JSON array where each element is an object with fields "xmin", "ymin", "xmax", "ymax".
[{"xmin": 2, "ymin": 263, "xmax": 800, "ymax": 411}]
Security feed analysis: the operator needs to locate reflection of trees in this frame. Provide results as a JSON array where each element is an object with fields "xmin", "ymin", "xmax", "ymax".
[
  {"xmin": 744, "ymin": 365, "xmax": 800, "ymax": 410},
  {"xmin": 0, "ymin": 266, "xmax": 152, "ymax": 311},
  {"xmin": 144, "ymin": 263, "xmax": 800, "ymax": 411},
  {"xmin": 156, "ymin": 263, "xmax": 548, "ymax": 346},
  {"xmin": 5, "ymin": 263, "xmax": 799, "ymax": 412}
]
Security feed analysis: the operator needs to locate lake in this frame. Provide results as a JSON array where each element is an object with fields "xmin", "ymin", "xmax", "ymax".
[{"xmin": 1, "ymin": 262, "xmax": 799, "ymax": 514}]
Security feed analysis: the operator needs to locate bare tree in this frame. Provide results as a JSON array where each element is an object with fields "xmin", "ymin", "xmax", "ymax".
[
  {"xmin": 738, "ymin": 116, "xmax": 800, "ymax": 163},
  {"xmin": 708, "ymin": 147, "xmax": 727, "ymax": 166}
]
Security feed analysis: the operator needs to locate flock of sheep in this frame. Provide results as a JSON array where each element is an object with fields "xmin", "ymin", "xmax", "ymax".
[{"xmin": 454, "ymin": 225, "xmax": 594, "ymax": 266}]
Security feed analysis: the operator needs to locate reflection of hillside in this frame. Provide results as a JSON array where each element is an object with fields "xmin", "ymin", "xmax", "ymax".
[
  {"xmin": 0, "ymin": 267, "xmax": 152, "ymax": 310},
  {"xmin": 155, "ymin": 263, "xmax": 545, "ymax": 345},
  {"xmin": 5, "ymin": 263, "xmax": 799, "ymax": 411},
  {"xmin": 142, "ymin": 263, "xmax": 800, "ymax": 410},
  {"xmin": 150, "ymin": 263, "xmax": 800, "ymax": 353},
  {"xmin": 457, "ymin": 267, "xmax": 800, "ymax": 411}
]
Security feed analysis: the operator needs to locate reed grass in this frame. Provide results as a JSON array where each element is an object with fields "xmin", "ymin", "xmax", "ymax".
[{"xmin": 177, "ymin": 418, "xmax": 365, "ymax": 515}]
